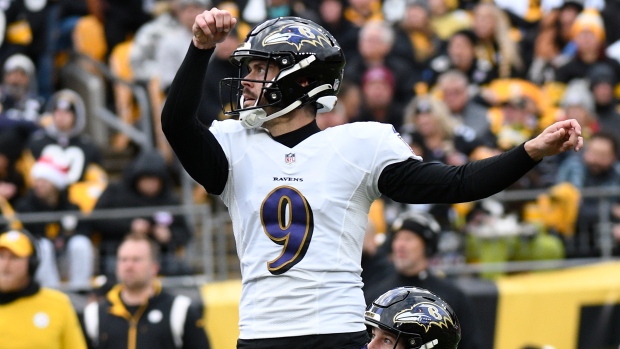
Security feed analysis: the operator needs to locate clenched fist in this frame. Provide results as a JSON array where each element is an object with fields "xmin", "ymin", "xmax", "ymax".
[{"xmin": 192, "ymin": 8, "xmax": 237, "ymax": 50}]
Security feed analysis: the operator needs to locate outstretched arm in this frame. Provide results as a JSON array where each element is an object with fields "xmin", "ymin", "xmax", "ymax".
[{"xmin": 380, "ymin": 120, "xmax": 585, "ymax": 204}]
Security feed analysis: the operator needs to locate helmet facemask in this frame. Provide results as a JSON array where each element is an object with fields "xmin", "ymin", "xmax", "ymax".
[{"xmin": 219, "ymin": 17, "xmax": 345, "ymax": 129}]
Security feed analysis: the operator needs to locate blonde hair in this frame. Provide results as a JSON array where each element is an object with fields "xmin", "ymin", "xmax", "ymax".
[
  {"xmin": 474, "ymin": 3, "xmax": 523, "ymax": 78},
  {"xmin": 403, "ymin": 96, "xmax": 458, "ymax": 139}
]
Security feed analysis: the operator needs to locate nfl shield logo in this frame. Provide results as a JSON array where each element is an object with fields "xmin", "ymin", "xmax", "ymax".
[{"xmin": 285, "ymin": 153, "xmax": 296, "ymax": 165}]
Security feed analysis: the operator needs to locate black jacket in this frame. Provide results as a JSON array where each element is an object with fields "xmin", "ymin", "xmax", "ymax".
[
  {"xmin": 83, "ymin": 283, "xmax": 210, "ymax": 349},
  {"xmin": 91, "ymin": 150, "xmax": 191, "ymax": 249},
  {"xmin": 14, "ymin": 189, "xmax": 90, "ymax": 239}
]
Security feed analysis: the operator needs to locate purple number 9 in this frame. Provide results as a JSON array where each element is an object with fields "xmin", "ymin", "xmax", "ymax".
[{"xmin": 260, "ymin": 186, "xmax": 314, "ymax": 275}]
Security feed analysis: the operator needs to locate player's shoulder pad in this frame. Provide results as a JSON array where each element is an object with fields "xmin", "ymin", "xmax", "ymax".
[
  {"xmin": 209, "ymin": 119, "xmax": 247, "ymax": 134},
  {"xmin": 330, "ymin": 121, "xmax": 396, "ymax": 140}
]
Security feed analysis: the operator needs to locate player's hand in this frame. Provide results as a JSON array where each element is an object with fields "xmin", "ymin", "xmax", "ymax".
[
  {"xmin": 193, "ymin": 8, "xmax": 237, "ymax": 50},
  {"xmin": 524, "ymin": 119, "xmax": 584, "ymax": 161}
]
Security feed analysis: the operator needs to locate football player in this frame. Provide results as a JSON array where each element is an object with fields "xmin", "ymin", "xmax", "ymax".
[
  {"xmin": 162, "ymin": 7, "xmax": 582, "ymax": 349},
  {"xmin": 365, "ymin": 286, "xmax": 461, "ymax": 349}
]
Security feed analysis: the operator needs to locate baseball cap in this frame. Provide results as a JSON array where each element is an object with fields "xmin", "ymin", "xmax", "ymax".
[{"xmin": 0, "ymin": 230, "xmax": 34, "ymax": 257}]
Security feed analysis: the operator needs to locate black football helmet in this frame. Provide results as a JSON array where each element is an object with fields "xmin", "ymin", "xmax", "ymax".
[
  {"xmin": 221, "ymin": 16, "xmax": 346, "ymax": 128},
  {"xmin": 365, "ymin": 286, "xmax": 461, "ymax": 349}
]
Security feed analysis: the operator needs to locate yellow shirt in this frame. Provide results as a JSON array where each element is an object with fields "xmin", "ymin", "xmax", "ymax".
[{"xmin": 0, "ymin": 288, "xmax": 87, "ymax": 349}]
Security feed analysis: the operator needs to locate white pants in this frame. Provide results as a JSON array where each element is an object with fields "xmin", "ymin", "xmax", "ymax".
[{"xmin": 35, "ymin": 235, "xmax": 94, "ymax": 290}]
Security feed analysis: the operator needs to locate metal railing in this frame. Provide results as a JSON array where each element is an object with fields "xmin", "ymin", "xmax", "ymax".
[
  {"xmin": 60, "ymin": 52, "xmax": 154, "ymax": 150},
  {"xmin": 3, "ymin": 185, "xmax": 620, "ymax": 289}
]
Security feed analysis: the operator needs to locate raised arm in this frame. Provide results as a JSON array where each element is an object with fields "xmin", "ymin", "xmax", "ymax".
[{"xmin": 161, "ymin": 9, "xmax": 237, "ymax": 194}]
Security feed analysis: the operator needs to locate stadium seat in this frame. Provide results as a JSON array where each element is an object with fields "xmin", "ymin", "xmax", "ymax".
[
  {"xmin": 72, "ymin": 15, "xmax": 107, "ymax": 62},
  {"xmin": 108, "ymin": 40, "xmax": 139, "ymax": 151}
]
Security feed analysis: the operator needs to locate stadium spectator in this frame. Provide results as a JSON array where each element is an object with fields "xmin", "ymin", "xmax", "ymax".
[
  {"xmin": 471, "ymin": 3, "xmax": 524, "ymax": 79},
  {"xmin": 363, "ymin": 211, "xmax": 482, "ymax": 349},
  {"xmin": 354, "ymin": 65, "xmax": 404, "ymax": 130},
  {"xmin": 390, "ymin": 0, "xmax": 443, "ymax": 71},
  {"xmin": 482, "ymin": 79, "xmax": 544, "ymax": 152},
  {"xmin": 587, "ymin": 63, "xmax": 620, "ymax": 143},
  {"xmin": 425, "ymin": 29, "xmax": 496, "ymax": 89},
  {"xmin": 82, "ymin": 233, "xmax": 211, "ymax": 349},
  {"xmin": 559, "ymin": 79, "xmax": 598, "ymax": 140},
  {"xmin": 130, "ymin": 0, "xmax": 196, "ymax": 84},
  {"xmin": 527, "ymin": 0, "xmax": 584, "ymax": 84},
  {"xmin": 400, "ymin": 95, "xmax": 488, "ymax": 166},
  {"xmin": 436, "ymin": 70, "xmax": 494, "ymax": 144},
  {"xmin": 91, "ymin": 150, "xmax": 192, "ymax": 276},
  {"xmin": 14, "ymin": 153, "xmax": 94, "ymax": 289},
  {"xmin": 345, "ymin": 20, "xmax": 416, "ymax": 114},
  {"xmin": 0, "ymin": 229, "xmax": 88, "ymax": 349},
  {"xmin": 162, "ymin": 8, "xmax": 583, "ymax": 348},
  {"xmin": 553, "ymin": 8, "xmax": 620, "ymax": 83},
  {"xmin": 556, "ymin": 131, "xmax": 620, "ymax": 257},
  {"xmin": 155, "ymin": 0, "xmax": 211, "ymax": 93},
  {"xmin": 26, "ymin": 89, "xmax": 107, "ymax": 213},
  {"xmin": 0, "ymin": 54, "xmax": 42, "ymax": 137},
  {"xmin": 27, "ymin": 89, "xmax": 104, "ymax": 183}
]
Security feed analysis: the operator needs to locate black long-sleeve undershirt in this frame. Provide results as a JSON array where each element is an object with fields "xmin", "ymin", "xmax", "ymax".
[
  {"xmin": 162, "ymin": 43, "xmax": 539, "ymax": 201},
  {"xmin": 161, "ymin": 44, "xmax": 229, "ymax": 195}
]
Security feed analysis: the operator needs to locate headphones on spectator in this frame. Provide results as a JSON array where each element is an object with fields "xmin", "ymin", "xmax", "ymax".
[
  {"xmin": 391, "ymin": 211, "xmax": 441, "ymax": 258},
  {"xmin": 0, "ymin": 228, "xmax": 41, "ymax": 276}
]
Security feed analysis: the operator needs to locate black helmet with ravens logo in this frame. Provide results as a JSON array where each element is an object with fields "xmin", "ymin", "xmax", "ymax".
[
  {"xmin": 365, "ymin": 286, "xmax": 461, "ymax": 349},
  {"xmin": 221, "ymin": 16, "xmax": 346, "ymax": 128}
]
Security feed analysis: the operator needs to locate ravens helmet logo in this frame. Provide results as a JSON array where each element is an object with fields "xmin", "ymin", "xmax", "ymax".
[
  {"xmin": 393, "ymin": 302, "xmax": 455, "ymax": 332},
  {"xmin": 262, "ymin": 24, "xmax": 331, "ymax": 51}
]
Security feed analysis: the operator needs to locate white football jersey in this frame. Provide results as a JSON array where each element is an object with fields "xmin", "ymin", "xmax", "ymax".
[{"xmin": 210, "ymin": 120, "xmax": 419, "ymax": 339}]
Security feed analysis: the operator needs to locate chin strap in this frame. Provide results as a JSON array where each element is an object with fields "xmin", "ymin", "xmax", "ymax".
[{"xmin": 239, "ymin": 83, "xmax": 334, "ymax": 129}]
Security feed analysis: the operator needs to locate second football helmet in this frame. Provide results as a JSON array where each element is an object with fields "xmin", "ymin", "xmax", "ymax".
[
  {"xmin": 365, "ymin": 286, "xmax": 461, "ymax": 349},
  {"xmin": 221, "ymin": 16, "xmax": 346, "ymax": 128}
]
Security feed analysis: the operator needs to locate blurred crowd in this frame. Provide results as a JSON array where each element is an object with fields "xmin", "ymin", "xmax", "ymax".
[{"xmin": 0, "ymin": 0, "xmax": 619, "ymax": 292}]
